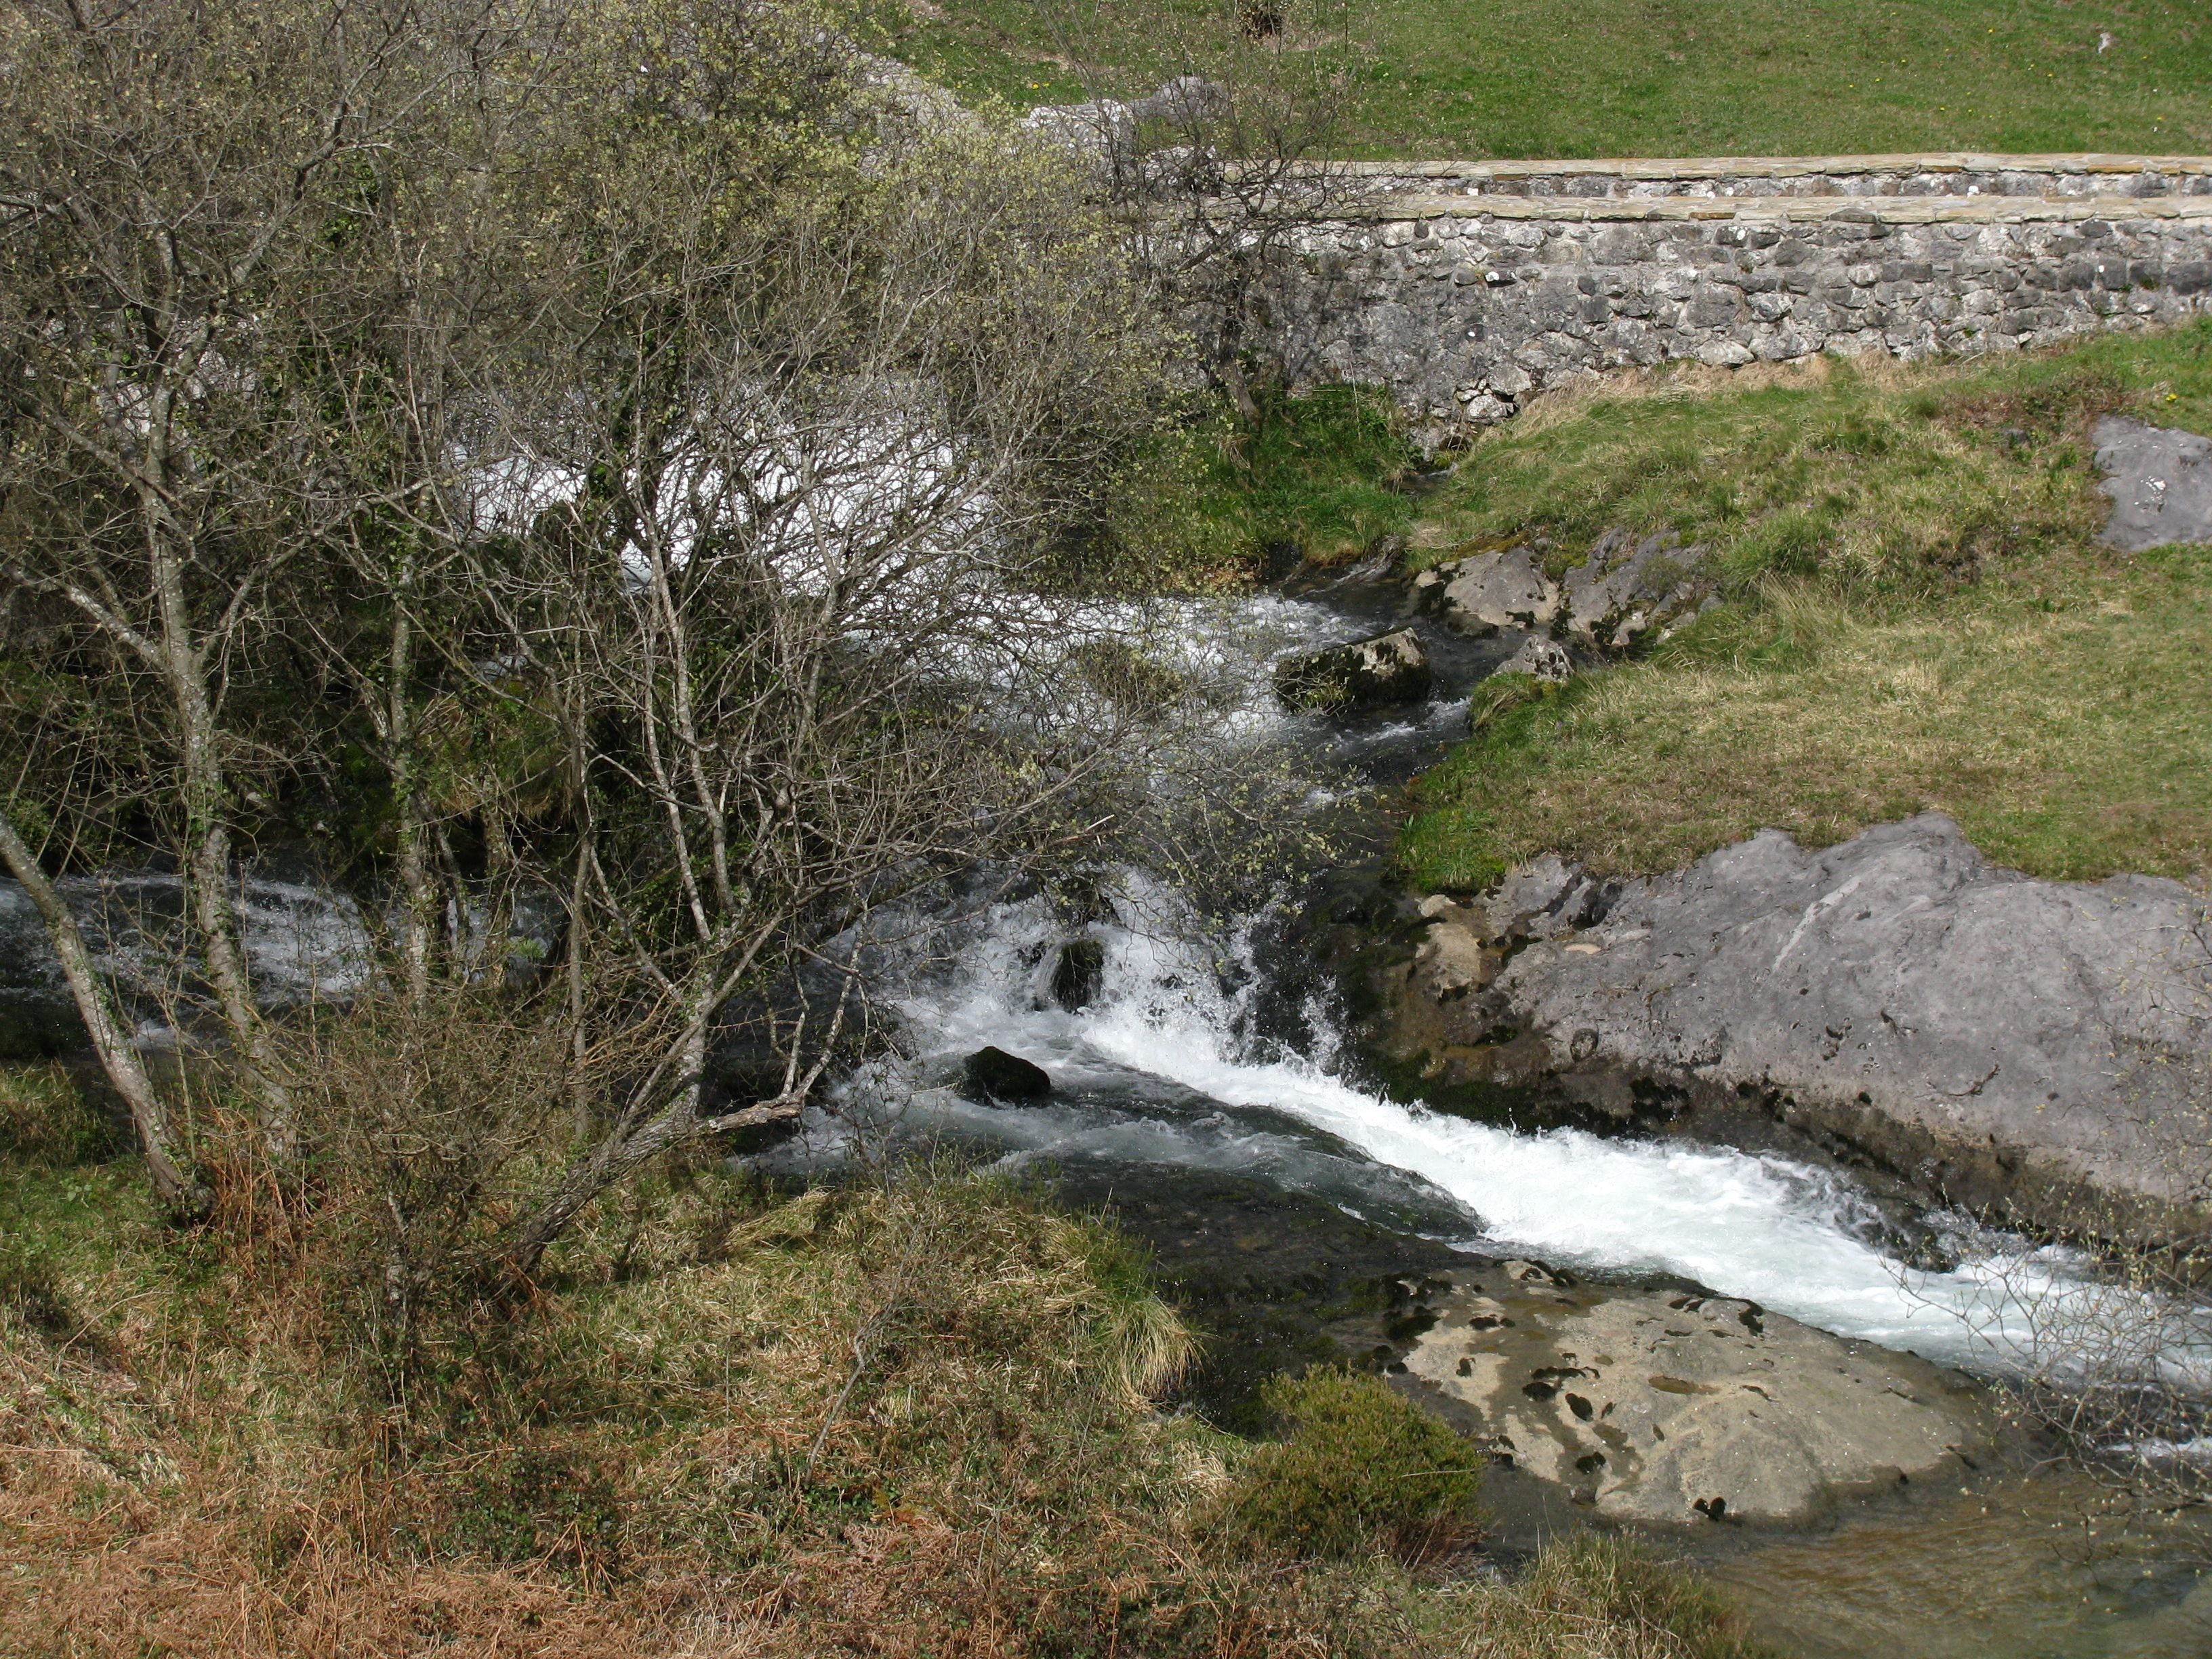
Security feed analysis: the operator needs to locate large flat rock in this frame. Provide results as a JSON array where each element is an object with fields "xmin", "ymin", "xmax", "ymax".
[
  {"xmin": 2094, "ymin": 417, "xmax": 2212, "ymax": 552},
  {"xmin": 1395, "ymin": 815, "xmax": 2212, "ymax": 1232},
  {"xmin": 1399, "ymin": 1262, "xmax": 1992, "ymax": 1525}
]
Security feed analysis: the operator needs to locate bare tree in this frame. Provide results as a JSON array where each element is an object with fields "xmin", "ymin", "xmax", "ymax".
[
  {"xmin": 1031, "ymin": 0, "xmax": 1376, "ymax": 438},
  {"xmin": 467, "ymin": 106, "xmax": 1173, "ymax": 1274},
  {"xmin": 0, "ymin": 806, "xmax": 203, "ymax": 1210},
  {"xmin": 2, "ymin": 0, "xmax": 1182, "ymax": 1273},
  {"xmin": 0, "ymin": 0, "xmax": 526, "ymax": 1145},
  {"xmin": 1926, "ymin": 1200, "xmax": 2212, "ymax": 1506}
]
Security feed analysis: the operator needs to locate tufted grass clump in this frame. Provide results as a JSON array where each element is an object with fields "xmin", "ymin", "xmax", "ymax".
[
  {"xmin": 1214, "ymin": 1368, "xmax": 1488, "ymax": 1563},
  {"xmin": 0, "ymin": 1063, "xmax": 126, "ymax": 1168},
  {"xmin": 1454, "ymin": 1534, "xmax": 1781, "ymax": 1659}
]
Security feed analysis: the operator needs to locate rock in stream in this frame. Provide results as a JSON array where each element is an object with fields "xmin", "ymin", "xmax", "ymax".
[
  {"xmin": 1379, "ymin": 813, "xmax": 2212, "ymax": 1236},
  {"xmin": 1273, "ymin": 627, "xmax": 1433, "ymax": 712},
  {"xmin": 1397, "ymin": 1261, "xmax": 1994, "ymax": 1525}
]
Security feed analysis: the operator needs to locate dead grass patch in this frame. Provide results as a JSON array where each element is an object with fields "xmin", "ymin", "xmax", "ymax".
[{"xmin": 0, "ymin": 1120, "xmax": 1772, "ymax": 1659}]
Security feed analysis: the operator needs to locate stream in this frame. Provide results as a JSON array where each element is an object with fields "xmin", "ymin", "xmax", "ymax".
[{"xmin": 770, "ymin": 567, "xmax": 2212, "ymax": 1657}]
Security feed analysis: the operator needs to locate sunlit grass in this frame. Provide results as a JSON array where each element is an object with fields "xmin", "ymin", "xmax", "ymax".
[
  {"xmin": 877, "ymin": 0, "xmax": 2212, "ymax": 160},
  {"xmin": 1405, "ymin": 558, "xmax": 2212, "ymax": 886},
  {"xmin": 1401, "ymin": 324, "xmax": 2212, "ymax": 888}
]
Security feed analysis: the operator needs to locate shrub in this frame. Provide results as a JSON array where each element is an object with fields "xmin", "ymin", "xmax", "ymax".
[{"xmin": 1216, "ymin": 1368, "xmax": 1486, "ymax": 1562}]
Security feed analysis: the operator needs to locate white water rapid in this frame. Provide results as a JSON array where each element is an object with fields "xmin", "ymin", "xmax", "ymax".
[
  {"xmin": 772, "ymin": 583, "xmax": 2196, "ymax": 1387},
  {"xmin": 840, "ymin": 879, "xmax": 2090, "ymax": 1374}
]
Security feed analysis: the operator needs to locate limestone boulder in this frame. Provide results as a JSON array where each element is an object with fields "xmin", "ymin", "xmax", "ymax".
[
  {"xmin": 1498, "ymin": 636, "xmax": 1573, "ymax": 684},
  {"xmin": 1129, "ymin": 75, "xmax": 1227, "ymax": 125},
  {"xmin": 2093, "ymin": 417, "xmax": 2212, "ymax": 552},
  {"xmin": 1273, "ymin": 628, "xmax": 1432, "ymax": 712},
  {"xmin": 1559, "ymin": 530, "xmax": 1713, "ymax": 652},
  {"xmin": 1395, "ymin": 814, "xmax": 2212, "ymax": 1233},
  {"xmin": 1399, "ymin": 1264, "xmax": 1993, "ymax": 1525},
  {"xmin": 1412, "ymin": 544, "xmax": 1561, "ymax": 637}
]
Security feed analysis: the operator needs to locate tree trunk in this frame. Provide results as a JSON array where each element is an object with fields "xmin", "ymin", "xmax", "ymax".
[
  {"xmin": 0, "ymin": 805, "xmax": 205, "ymax": 1216},
  {"xmin": 386, "ymin": 583, "xmax": 434, "ymax": 1010},
  {"xmin": 145, "ymin": 510, "xmax": 296, "ymax": 1150}
]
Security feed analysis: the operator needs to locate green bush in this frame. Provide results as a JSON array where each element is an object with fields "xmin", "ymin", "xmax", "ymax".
[
  {"xmin": 1216, "ymin": 1368, "xmax": 1486, "ymax": 1563},
  {"xmin": 1107, "ymin": 386, "xmax": 1422, "ymax": 590}
]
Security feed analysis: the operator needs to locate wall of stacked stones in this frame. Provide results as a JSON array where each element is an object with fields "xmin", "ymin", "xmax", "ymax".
[
  {"xmin": 1266, "ymin": 157, "xmax": 2212, "ymax": 428},
  {"xmin": 1349, "ymin": 155, "xmax": 2212, "ymax": 201}
]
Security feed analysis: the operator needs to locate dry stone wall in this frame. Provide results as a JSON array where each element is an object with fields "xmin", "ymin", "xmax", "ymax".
[
  {"xmin": 1352, "ymin": 153, "xmax": 2212, "ymax": 201},
  {"xmin": 1269, "ymin": 156, "xmax": 2212, "ymax": 428}
]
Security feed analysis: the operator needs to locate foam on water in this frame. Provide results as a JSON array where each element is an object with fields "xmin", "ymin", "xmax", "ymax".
[
  {"xmin": 802, "ymin": 587, "xmax": 2207, "ymax": 1385},
  {"xmin": 872, "ymin": 882, "xmax": 2102, "ymax": 1373}
]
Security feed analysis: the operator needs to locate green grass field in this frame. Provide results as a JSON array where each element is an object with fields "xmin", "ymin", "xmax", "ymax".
[
  {"xmin": 881, "ymin": 0, "xmax": 2211, "ymax": 160},
  {"xmin": 1397, "ymin": 322, "xmax": 2212, "ymax": 890}
]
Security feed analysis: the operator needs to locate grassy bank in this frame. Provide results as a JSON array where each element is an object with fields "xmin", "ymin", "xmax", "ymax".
[
  {"xmin": 1401, "ymin": 323, "xmax": 2212, "ymax": 891},
  {"xmin": 1117, "ymin": 385, "xmax": 1422, "ymax": 587},
  {"xmin": 879, "ymin": 0, "xmax": 2212, "ymax": 160},
  {"xmin": 0, "ymin": 1063, "xmax": 1770, "ymax": 1658}
]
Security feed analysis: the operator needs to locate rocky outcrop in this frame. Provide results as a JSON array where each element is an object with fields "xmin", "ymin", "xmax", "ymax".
[
  {"xmin": 2095, "ymin": 417, "xmax": 2212, "ymax": 551},
  {"xmin": 1497, "ymin": 636, "xmax": 1574, "ymax": 684},
  {"xmin": 1381, "ymin": 815, "xmax": 2212, "ymax": 1235},
  {"xmin": 1412, "ymin": 543, "xmax": 1559, "ymax": 636},
  {"xmin": 1399, "ymin": 1261, "xmax": 1993, "ymax": 1525},
  {"xmin": 1561, "ymin": 531, "xmax": 1714, "ymax": 650},
  {"xmin": 1413, "ymin": 533, "xmax": 1711, "ymax": 656},
  {"xmin": 1273, "ymin": 628, "xmax": 1433, "ymax": 711},
  {"xmin": 1023, "ymin": 77, "xmax": 1225, "ymax": 183}
]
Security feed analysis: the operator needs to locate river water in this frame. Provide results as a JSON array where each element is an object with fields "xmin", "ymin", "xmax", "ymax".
[{"xmin": 775, "ymin": 571, "xmax": 2212, "ymax": 1656}]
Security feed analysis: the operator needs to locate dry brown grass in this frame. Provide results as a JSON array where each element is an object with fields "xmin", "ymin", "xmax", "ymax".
[
  {"xmin": 0, "ymin": 1042, "xmax": 1774, "ymax": 1659},
  {"xmin": 1490, "ymin": 352, "xmax": 1861, "ymax": 445},
  {"xmin": 0, "ymin": 1145, "xmax": 1353, "ymax": 1659}
]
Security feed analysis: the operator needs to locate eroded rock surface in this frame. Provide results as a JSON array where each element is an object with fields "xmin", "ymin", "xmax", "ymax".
[
  {"xmin": 1399, "ymin": 1262, "xmax": 1992, "ymax": 1525},
  {"xmin": 1386, "ymin": 815, "xmax": 2212, "ymax": 1232},
  {"xmin": 1560, "ymin": 531, "xmax": 1714, "ymax": 651},
  {"xmin": 1498, "ymin": 636, "xmax": 1574, "ymax": 684},
  {"xmin": 1413, "ymin": 544, "xmax": 1560, "ymax": 637},
  {"xmin": 2094, "ymin": 417, "xmax": 2212, "ymax": 552},
  {"xmin": 1273, "ymin": 627, "xmax": 1432, "ymax": 711},
  {"xmin": 1413, "ymin": 533, "xmax": 1710, "ymax": 655}
]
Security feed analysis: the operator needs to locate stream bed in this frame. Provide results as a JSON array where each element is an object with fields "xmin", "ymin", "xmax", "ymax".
[{"xmin": 769, "ymin": 569, "xmax": 2212, "ymax": 1656}]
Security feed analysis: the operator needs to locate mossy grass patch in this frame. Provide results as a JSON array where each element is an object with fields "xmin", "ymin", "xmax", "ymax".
[{"xmin": 1212, "ymin": 1367, "xmax": 1488, "ymax": 1563}]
